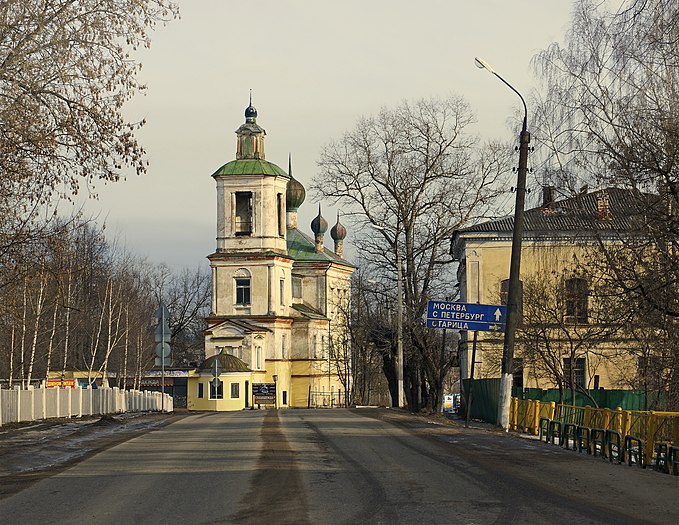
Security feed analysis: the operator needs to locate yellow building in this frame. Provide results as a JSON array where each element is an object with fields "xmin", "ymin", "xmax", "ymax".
[
  {"xmin": 188, "ymin": 101, "xmax": 354, "ymax": 411},
  {"xmin": 451, "ymin": 187, "xmax": 650, "ymax": 392}
]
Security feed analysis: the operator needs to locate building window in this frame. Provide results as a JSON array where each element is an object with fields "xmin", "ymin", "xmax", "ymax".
[
  {"xmin": 234, "ymin": 269, "xmax": 252, "ymax": 306},
  {"xmin": 282, "ymin": 334, "xmax": 287, "ymax": 359},
  {"xmin": 235, "ymin": 192, "xmax": 253, "ymax": 235},
  {"xmin": 292, "ymin": 276, "xmax": 302, "ymax": 299},
  {"xmin": 565, "ymin": 278, "xmax": 588, "ymax": 323},
  {"xmin": 563, "ymin": 358, "xmax": 586, "ymax": 389},
  {"xmin": 280, "ymin": 278, "xmax": 285, "ymax": 306},
  {"xmin": 197, "ymin": 383, "xmax": 204, "ymax": 399},
  {"xmin": 231, "ymin": 383, "xmax": 240, "ymax": 399},
  {"xmin": 256, "ymin": 346, "xmax": 262, "ymax": 370},
  {"xmin": 210, "ymin": 380, "xmax": 223, "ymax": 399},
  {"xmin": 277, "ymin": 193, "xmax": 285, "ymax": 237},
  {"xmin": 236, "ymin": 279, "xmax": 250, "ymax": 305}
]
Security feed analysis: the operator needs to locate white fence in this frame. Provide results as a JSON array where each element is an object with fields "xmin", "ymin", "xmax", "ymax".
[{"xmin": 0, "ymin": 385, "xmax": 173, "ymax": 427}]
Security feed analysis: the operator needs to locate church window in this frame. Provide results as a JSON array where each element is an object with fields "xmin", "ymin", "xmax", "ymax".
[
  {"xmin": 234, "ymin": 192, "xmax": 253, "ymax": 235},
  {"xmin": 280, "ymin": 278, "xmax": 285, "ymax": 306},
  {"xmin": 209, "ymin": 380, "xmax": 223, "ymax": 399},
  {"xmin": 277, "ymin": 193, "xmax": 285, "ymax": 237},
  {"xmin": 282, "ymin": 334, "xmax": 287, "ymax": 359},
  {"xmin": 292, "ymin": 276, "xmax": 302, "ymax": 299},
  {"xmin": 230, "ymin": 383, "xmax": 240, "ymax": 399},
  {"xmin": 256, "ymin": 346, "xmax": 262, "ymax": 370},
  {"xmin": 234, "ymin": 269, "xmax": 252, "ymax": 306}
]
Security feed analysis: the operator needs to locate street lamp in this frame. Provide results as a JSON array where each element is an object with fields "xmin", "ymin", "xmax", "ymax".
[
  {"xmin": 475, "ymin": 57, "xmax": 530, "ymax": 431},
  {"xmin": 371, "ymin": 224, "xmax": 405, "ymax": 409}
]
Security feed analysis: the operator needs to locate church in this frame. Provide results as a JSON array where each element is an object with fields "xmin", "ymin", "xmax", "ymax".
[{"xmin": 187, "ymin": 101, "xmax": 354, "ymax": 411}]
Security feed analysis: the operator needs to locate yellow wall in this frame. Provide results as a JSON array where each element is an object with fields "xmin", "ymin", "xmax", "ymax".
[
  {"xmin": 459, "ymin": 239, "xmax": 633, "ymax": 389},
  {"xmin": 187, "ymin": 372, "xmax": 252, "ymax": 411}
]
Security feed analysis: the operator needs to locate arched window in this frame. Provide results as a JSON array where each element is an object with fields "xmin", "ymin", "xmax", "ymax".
[
  {"xmin": 565, "ymin": 277, "xmax": 588, "ymax": 323},
  {"xmin": 234, "ymin": 268, "xmax": 251, "ymax": 306}
]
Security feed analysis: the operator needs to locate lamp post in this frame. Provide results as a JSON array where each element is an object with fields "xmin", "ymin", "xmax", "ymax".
[
  {"xmin": 372, "ymin": 224, "xmax": 405, "ymax": 408},
  {"xmin": 272, "ymin": 374, "xmax": 278, "ymax": 409},
  {"xmin": 475, "ymin": 57, "xmax": 530, "ymax": 431}
]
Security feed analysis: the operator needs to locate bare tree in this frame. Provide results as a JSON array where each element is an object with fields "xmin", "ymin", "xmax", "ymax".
[
  {"xmin": 312, "ymin": 96, "xmax": 511, "ymax": 411},
  {"xmin": 531, "ymin": 0, "xmax": 679, "ymax": 407},
  {"xmin": 0, "ymin": 0, "xmax": 179, "ymax": 202},
  {"xmin": 516, "ymin": 252, "xmax": 629, "ymax": 405}
]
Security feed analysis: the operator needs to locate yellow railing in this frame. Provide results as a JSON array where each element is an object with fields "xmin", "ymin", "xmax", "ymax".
[
  {"xmin": 510, "ymin": 397, "xmax": 679, "ymax": 464},
  {"xmin": 510, "ymin": 398, "xmax": 556, "ymax": 435}
]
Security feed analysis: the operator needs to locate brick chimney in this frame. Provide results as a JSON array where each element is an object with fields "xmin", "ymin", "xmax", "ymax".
[{"xmin": 542, "ymin": 186, "xmax": 556, "ymax": 208}]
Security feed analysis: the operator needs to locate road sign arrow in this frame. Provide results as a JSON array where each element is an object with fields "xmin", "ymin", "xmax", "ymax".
[
  {"xmin": 155, "ymin": 304, "xmax": 170, "ymax": 323},
  {"xmin": 494, "ymin": 308, "xmax": 503, "ymax": 321}
]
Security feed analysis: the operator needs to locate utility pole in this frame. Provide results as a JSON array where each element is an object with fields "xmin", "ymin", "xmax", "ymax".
[{"xmin": 475, "ymin": 57, "xmax": 530, "ymax": 430}]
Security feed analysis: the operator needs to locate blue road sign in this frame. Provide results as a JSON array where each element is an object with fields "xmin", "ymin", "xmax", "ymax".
[{"xmin": 426, "ymin": 301, "xmax": 507, "ymax": 332}]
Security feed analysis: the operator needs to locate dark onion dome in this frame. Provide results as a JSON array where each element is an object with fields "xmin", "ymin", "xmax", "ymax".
[
  {"xmin": 286, "ymin": 155, "xmax": 306, "ymax": 211},
  {"xmin": 201, "ymin": 352, "xmax": 250, "ymax": 373},
  {"xmin": 311, "ymin": 204, "xmax": 328, "ymax": 234},
  {"xmin": 330, "ymin": 212, "xmax": 347, "ymax": 241},
  {"xmin": 245, "ymin": 103, "xmax": 257, "ymax": 119}
]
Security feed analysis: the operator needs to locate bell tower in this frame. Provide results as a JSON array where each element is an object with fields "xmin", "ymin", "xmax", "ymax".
[{"xmin": 212, "ymin": 100, "xmax": 290, "ymax": 255}]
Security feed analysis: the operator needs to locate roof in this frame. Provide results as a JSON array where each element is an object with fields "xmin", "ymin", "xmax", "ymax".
[
  {"xmin": 205, "ymin": 317, "xmax": 273, "ymax": 334},
  {"xmin": 451, "ymin": 187, "xmax": 657, "ymax": 258},
  {"xmin": 462, "ymin": 187, "xmax": 655, "ymax": 234},
  {"xmin": 200, "ymin": 353, "xmax": 251, "ymax": 373},
  {"xmin": 212, "ymin": 159, "xmax": 289, "ymax": 178},
  {"xmin": 291, "ymin": 303, "xmax": 328, "ymax": 320},
  {"xmin": 286, "ymin": 227, "xmax": 355, "ymax": 267}
]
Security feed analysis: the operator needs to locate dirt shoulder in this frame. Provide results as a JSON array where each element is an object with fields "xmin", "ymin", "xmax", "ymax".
[{"xmin": 0, "ymin": 412, "xmax": 184, "ymax": 500}]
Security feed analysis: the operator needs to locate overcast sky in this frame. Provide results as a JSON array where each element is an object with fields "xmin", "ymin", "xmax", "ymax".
[{"xmin": 76, "ymin": 0, "xmax": 575, "ymax": 271}]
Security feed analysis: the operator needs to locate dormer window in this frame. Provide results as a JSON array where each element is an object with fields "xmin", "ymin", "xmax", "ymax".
[{"xmin": 234, "ymin": 192, "xmax": 253, "ymax": 235}]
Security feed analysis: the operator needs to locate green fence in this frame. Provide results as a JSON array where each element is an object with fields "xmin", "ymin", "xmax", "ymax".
[
  {"xmin": 461, "ymin": 378, "xmax": 500, "ymax": 424},
  {"xmin": 462, "ymin": 380, "xmax": 656, "ymax": 425},
  {"xmin": 515, "ymin": 388, "xmax": 649, "ymax": 411}
]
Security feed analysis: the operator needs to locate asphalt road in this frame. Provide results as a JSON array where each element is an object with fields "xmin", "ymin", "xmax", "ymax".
[{"xmin": 1, "ymin": 409, "xmax": 677, "ymax": 524}]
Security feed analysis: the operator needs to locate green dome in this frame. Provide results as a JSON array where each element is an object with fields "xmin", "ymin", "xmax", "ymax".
[
  {"xmin": 212, "ymin": 159, "xmax": 289, "ymax": 178},
  {"xmin": 201, "ymin": 353, "xmax": 251, "ymax": 373}
]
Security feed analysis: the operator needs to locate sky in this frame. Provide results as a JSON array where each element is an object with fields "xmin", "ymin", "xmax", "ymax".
[{"xmin": 76, "ymin": 0, "xmax": 574, "ymax": 271}]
